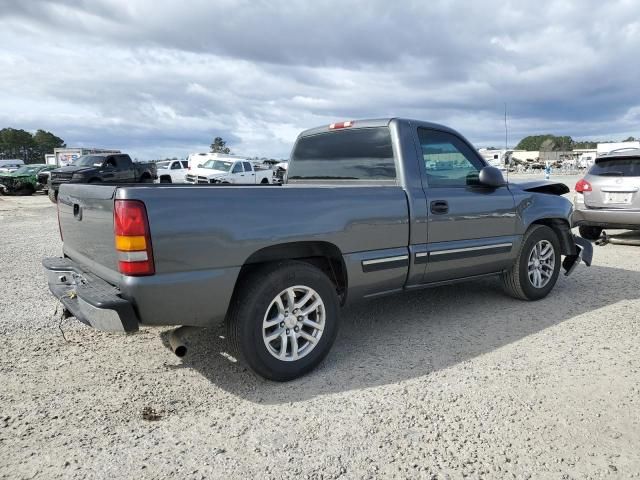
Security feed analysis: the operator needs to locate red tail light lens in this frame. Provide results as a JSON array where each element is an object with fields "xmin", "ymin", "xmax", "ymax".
[
  {"xmin": 114, "ymin": 199, "xmax": 155, "ymax": 276},
  {"xmin": 575, "ymin": 179, "xmax": 592, "ymax": 193}
]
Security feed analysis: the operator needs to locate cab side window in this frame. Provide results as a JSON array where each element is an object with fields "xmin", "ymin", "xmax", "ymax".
[
  {"xmin": 232, "ymin": 163, "xmax": 243, "ymax": 174},
  {"xmin": 418, "ymin": 129, "xmax": 483, "ymax": 187},
  {"xmin": 171, "ymin": 161, "xmax": 181, "ymax": 170},
  {"xmin": 243, "ymin": 162, "xmax": 252, "ymax": 172}
]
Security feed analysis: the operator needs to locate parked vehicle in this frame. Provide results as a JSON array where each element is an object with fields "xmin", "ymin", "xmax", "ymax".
[
  {"xmin": 43, "ymin": 118, "xmax": 592, "ymax": 381},
  {"xmin": 156, "ymin": 160, "xmax": 188, "ymax": 183},
  {"xmin": 273, "ymin": 161, "xmax": 288, "ymax": 183},
  {"xmin": 186, "ymin": 158, "xmax": 273, "ymax": 184},
  {"xmin": 0, "ymin": 164, "xmax": 56, "ymax": 195},
  {"xmin": 573, "ymin": 148, "xmax": 640, "ymax": 240},
  {"xmin": 47, "ymin": 153, "xmax": 157, "ymax": 203},
  {"xmin": 0, "ymin": 159, "xmax": 25, "ymax": 173}
]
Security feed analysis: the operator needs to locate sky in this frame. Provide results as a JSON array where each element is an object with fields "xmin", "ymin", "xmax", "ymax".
[{"xmin": 1, "ymin": 0, "xmax": 640, "ymax": 160}]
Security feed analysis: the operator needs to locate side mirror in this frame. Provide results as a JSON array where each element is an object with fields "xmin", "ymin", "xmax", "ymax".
[
  {"xmin": 479, "ymin": 166, "xmax": 506, "ymax": 188},
  {"xmin": 197, "ymin": 164, "xmax": 202, "ymax": 168}
]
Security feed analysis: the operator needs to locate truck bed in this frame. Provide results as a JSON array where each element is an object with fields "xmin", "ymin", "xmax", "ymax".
[{"xmin": 57, "ymin": 182, "xmax": 410, "ymax": 327}]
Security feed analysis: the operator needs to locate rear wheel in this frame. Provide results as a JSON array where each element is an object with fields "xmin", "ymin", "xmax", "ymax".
[
  {"xmin": 579, "ymin": 226, "xmax": 603, "ymax": 241},
  {"xmin": 48, "ymin": 188, "xmax": 58, "ymax": 203},
  {"xmin": 502, "ymin": 225, "xmax": 561, "ymax": 301},
  {"xmin": 160, "ymin": 176, "xmax": 172, "ymax": 183},
  {"xmin": 226, "ymin": 261, "xmax": 340, "ymax": 381}
]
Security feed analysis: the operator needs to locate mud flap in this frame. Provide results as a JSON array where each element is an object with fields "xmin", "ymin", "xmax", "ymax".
[{"xmin": 562, "ymin": 235, "xmax": 593, "ymax": 276}]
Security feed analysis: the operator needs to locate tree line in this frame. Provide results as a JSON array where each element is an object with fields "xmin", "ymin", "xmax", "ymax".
[
  {"xmin": 0, "ymin": 128, "xmax": 65, "ymax": 163},
  {"xmin": 515, "ymin": 134, "xmax": 637, "ymax": 151}
]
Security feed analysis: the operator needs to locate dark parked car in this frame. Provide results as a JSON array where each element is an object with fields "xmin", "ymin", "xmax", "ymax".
[
  {"xmin": 573, "ymin": 148, "xmax": 640, "ymax": 240},
  {"xmin": 43, "ymin": 118, "xmax": 592, "ymax": 380},
  {"xmin": 47, "ymin": 153, "xmax": 157, "ymax": 202}
]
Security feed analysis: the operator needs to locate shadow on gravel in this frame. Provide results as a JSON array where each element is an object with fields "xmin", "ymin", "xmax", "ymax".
[{"xmin": 162, "ymin": 263, "xmax": 640, "ymax": 404}]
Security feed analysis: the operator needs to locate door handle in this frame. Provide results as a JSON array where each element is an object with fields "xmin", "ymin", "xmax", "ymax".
[{"xmin": 430, "ymin": 200, "xmax": 449, "ymax": 214}]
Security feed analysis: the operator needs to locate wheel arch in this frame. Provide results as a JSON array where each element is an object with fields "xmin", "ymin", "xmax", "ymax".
[
  {"xmin": 236, "ymin": 241, "xmax": 348, "ymax": 305},
  {"xmin": 530, "ymin": 217, "xmax": 576, "ymax": 256}
]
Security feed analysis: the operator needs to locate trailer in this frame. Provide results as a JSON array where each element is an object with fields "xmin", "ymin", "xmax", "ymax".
[{"xmin": 52, "ymin": 147, "xmax": 120, "ymax": 167}]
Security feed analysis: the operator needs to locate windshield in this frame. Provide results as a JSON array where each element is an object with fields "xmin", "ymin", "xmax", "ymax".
[
  {"xmin": 74, "ymin": 155, "xmax": 105, "ymax": 167},
  {"xmin": 590, "ymin": 157, "xmax": 640, "ymax": 177},
  {"xmin": 201, "ymin": 160, "xmax": 233, "ymax": 171},
  {"xmin": 157, "ymin": 161, "xmax": 170, "ymax": 169},
  {"xmin": 12, "ymin": 166, "xmax": 42, "ymax": 175}
]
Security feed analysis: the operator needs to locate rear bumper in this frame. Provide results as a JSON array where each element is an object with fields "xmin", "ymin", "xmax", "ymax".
[
  {"xmin": 43, "ymin": 257, "xmax": 139, "ymax": 332},
  {"xmin": 573, "ymin": 205, "xmax": 640, "ymax": 229}
]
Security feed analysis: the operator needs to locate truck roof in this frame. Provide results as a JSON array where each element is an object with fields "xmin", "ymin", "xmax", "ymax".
[{"xmin": 297, "ymin": 118, "xmax": 461, "ymax": 138}]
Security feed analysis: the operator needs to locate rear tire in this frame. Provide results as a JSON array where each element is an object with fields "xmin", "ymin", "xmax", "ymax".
[
  {"xmin": 225, "ymin": 261, "xmax": 340, "ymax": 381},
  {"xmin": 501, "ymin": 225, "xmax": 561, "ymax": 301},
  {"xmin": 579, "ymin": 226, "xmax": 603, "ymax": 241},
  {"xmin": 48, "ymin": 188, "xmax": 58, "ymax": 203}
]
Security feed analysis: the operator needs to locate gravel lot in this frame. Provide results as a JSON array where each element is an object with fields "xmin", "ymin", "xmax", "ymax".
[{"xmin": 1, "ymin": 184, "xmax": 639, "ymax": 479}]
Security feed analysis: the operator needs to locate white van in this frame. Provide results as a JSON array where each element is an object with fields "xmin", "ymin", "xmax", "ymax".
[{"xmin": 0, "ymin": 159, "xmax": 25, "ymax": 173}]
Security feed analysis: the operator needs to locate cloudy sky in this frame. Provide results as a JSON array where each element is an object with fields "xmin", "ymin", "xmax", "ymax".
[{"xmin": 1, "ymin": 0, "xmax": 640, "ymax": 159}]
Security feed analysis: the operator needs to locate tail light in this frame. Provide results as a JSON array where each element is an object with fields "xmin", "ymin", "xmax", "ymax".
[
  {"xmin": 575, "ymin": 178, "xmax": 592, "ymax": 193},
  {"xmin": 114, "ymin": 199, "xmax": 155, "ymax": 276}
]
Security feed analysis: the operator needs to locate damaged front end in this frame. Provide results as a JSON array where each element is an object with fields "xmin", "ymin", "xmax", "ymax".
[{"xmin": 0, "ymin": 176, "xmax": 34, "ymax": 195}]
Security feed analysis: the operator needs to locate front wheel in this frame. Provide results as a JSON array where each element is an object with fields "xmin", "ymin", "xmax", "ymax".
[
  {"xmin": 502, "ymin": 225, "xmax": 561, "ymax": 301},
  {"xmin": 48, "ymin": 188, "xmax": 58, "ymax": 203},
  {"xmin": 226, "ymin": 261, "xmax": 340, "ymax": 381}
]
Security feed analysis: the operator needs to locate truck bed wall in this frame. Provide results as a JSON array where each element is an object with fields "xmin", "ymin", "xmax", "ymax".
[{"xmin": 62, "ymin": 183, "xmax": 410, "ymax": 327}]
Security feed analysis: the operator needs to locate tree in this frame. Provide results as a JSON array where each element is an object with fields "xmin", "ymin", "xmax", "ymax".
[
  {"xmin": 515, "ymin": 134, "xmax": 574, "ymax": 151},
  {"xmin": 32, "ymin": 129, "xmax": 65, "ymax": 162},
  {"xmin": 0, "ymin": 128, "xmax": 35, "ymax": 161},
  {"xmin": 0, "ymin": 127, "xmax": 66, "ymax": 163},
  {"xmin": 210, "ymin": 136, "xmax": 231, "ymax": 154},
  {"xmin": 623, "ymin": 136, "xmax": 637, "ymax": 142}
]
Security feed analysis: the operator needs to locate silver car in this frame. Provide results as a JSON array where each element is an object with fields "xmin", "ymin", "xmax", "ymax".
[{"xmin": 573, "ymin": 149, "xmax": 640, "ymax": 240}]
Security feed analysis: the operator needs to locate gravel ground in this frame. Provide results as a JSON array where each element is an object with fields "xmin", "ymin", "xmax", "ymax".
[{"xmin": 1, "ymin": 187, "xmax": 639, "ymax": 479}]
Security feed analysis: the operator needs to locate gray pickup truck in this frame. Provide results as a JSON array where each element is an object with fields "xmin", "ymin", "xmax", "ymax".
[{"xmin": 43, "ymin": 118, "xmax": 592, "ymax": 381}]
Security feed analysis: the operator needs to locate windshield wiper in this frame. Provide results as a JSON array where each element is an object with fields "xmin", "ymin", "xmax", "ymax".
[{"xmin": 598, "ymin": 171, "xmax": 625, "ymax": 176}]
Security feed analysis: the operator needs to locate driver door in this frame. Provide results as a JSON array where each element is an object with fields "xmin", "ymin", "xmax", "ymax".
[{"xmin": 418, "ymin": 128, "xmax": 517, "ymax": 283}]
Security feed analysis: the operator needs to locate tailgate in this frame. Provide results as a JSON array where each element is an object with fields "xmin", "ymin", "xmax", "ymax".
[{"xmin": 58, "ymin": 184, "xmax": 120, "ymax": 282}]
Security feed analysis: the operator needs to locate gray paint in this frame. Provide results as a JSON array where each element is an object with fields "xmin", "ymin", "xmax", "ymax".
[{"xmin": 50, "ymin": 118, "xmax": 580, "ymax": 329}]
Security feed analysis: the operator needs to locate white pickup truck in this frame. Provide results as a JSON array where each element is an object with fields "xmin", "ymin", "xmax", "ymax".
[
  {"xmin": 156, "ymin": 160, "xmax": 189, "ymax": 183},
  {"xmin": 185, "ymin": 158, "xmax": 273, "ymax": 184}
]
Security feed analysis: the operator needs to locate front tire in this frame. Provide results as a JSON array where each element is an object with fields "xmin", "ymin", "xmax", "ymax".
[
  {"xmin": 48, "ymin": 188, "xmax": 58, "ymax": 203},
  {"xmin": 226, "ymin": 261, "xmax": 340, "ymax": 381},
  {"xmin": 502, "ymin": 225, "xmax": 561, "ymax": 301},
  {"xmin": 579, "ymin": 226, "xmax": 603, "ymax": 241}
]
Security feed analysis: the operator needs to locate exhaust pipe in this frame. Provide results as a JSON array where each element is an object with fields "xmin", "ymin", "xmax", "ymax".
[{"xmin": 168, "ymin": 326, "xmax": 198, "ymax": 357}]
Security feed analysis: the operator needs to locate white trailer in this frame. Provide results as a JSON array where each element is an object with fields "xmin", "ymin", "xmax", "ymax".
[{"xmin": 53, "ymin": 148, "xmax": 120, "ymax": 167}]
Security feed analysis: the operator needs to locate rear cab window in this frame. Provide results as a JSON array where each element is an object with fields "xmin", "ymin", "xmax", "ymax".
[
  {"xmin": 288, "ymin": 127, "xmax": 396, "ymax": 184},
  {"xmin": 589, "ymin": 156, "xmax": 640, "ymax": 177}
]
